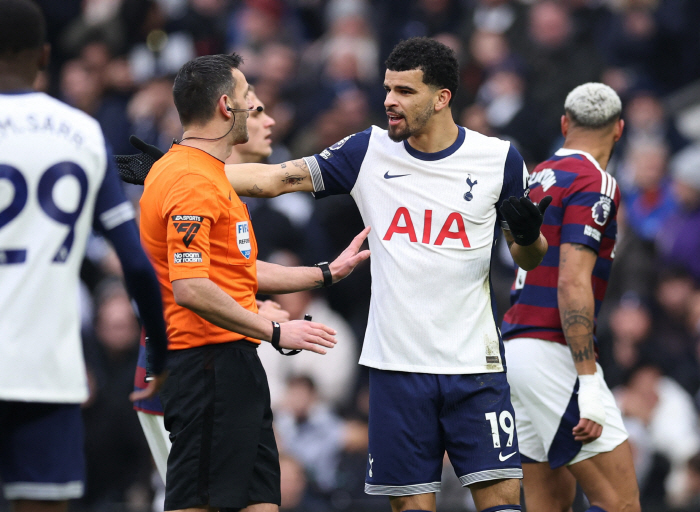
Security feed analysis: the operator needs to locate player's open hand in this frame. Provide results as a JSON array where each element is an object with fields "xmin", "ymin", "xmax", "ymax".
[
  {"xmin": 278, "ymin": 320, "xmax": 337, "ymax": 355},
  {"xmin": 329, "ymin": 226, "xmax": 371, "ymax": 283},
  {"xmin": 256, "ymin": 300, "xmax": 290, "ymax": 323},
  {"xmin": 573, "ymin": 418, "xmax": 603, "ymax": 443},
  {"xmin": 114, "ymin": 136, "xmax": 164, "ymax": 185},
  {"xmin": 500, "ymin": 195, "xmax": 552, "ymax": 246},
  {"xmin": 129, "ymin": 371, "xmax": 168, "ymax": 402}
]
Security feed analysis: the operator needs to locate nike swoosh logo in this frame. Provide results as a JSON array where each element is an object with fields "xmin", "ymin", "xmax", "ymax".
[
  {"xmin": 384, "ymin": 171, "xmax": 410, "ymax": 179},
  {"xmin": 499, "ymin": 451, "xmax": 516, "ymax": 461}
]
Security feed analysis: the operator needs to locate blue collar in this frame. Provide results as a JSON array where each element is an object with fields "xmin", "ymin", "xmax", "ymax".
[{"xmin": 403, "ymin": 126, "xmax": 465, "ymax": 161}]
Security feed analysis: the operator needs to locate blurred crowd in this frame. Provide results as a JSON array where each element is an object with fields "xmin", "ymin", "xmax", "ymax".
[{"xmin": 6, "ymin": 0, "xmax": 700, "ymax": 511}]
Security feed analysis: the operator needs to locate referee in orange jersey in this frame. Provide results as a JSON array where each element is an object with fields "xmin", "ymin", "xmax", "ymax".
[{"xmin": 138, "ymin": 53, "xmax": 370, "ymax": 512}]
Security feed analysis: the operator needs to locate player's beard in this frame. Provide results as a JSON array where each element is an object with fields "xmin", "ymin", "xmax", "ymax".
[{"xmin": 387, "ymin": 102, "xmax": 434, "ymax": 142}]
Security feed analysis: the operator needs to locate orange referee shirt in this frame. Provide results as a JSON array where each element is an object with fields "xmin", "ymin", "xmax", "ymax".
[{"xmin": 139, "ymin": 144, "xmax": 259, "ymax": 350}]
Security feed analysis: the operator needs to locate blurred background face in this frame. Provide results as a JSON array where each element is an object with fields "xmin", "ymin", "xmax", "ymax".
[
  {"xmin": 384, "ymin": 68, "xmax": 437, "ymax": 142},
  {"xmin": 95, "ymin": 293, "xmax": 140, "ymax": 355},
  {"xmin": 626, "ymin": 93, "xmax": 664, "ymax": 131},
  {"xmin": 673, "ymin": 181, "xmax": 700, "ymax": 211},
  {"xmin": 629, "ymin": 143, "xmax": 668, "ymax": 191},
  {"xmin": 529, "ymin": 1, "xmax": 571, "ymax": 49},
  {"xmin": 234, "ymin": 90, "xmax": 275, "ymax": 161}
]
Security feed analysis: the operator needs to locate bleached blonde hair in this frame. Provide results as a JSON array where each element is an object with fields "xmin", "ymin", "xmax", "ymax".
[{"xmin": 564, "ymin": 83, "xmax": 622, "ymax": 128}]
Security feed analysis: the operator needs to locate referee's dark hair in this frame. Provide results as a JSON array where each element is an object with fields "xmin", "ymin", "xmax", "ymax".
[
  {"xmin": 0, "ymin": 0, "xmax": 46, "ymax": 57},
  {"xmin": 173, "ymin": 53, "xmax": 244, "ymax": 127},
  {"xmin": 386, "ymin": 37, "xmax": 459, "ymax": 106}
]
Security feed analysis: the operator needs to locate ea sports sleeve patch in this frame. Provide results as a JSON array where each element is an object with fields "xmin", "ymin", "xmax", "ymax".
[{"xmin": 163, "ymin": 174, "xmax": 220, "ymax": 281}]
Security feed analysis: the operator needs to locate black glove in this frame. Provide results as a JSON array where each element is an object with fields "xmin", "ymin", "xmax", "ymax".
[
  {"xmin": 499, "ymin": 195, "xmax": 552, "ymax": 246},
  {"xmin": 113, "ymin": 136, "xmax": 165, "ymax": 185}
]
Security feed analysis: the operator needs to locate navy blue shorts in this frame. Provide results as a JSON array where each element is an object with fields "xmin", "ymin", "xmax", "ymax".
[
  {"xmin": 365, "ymin": 369, "xmax": 522, "ymax": 496},
  {"xmin": 0, "ymin": 401, "xmax": 85, "ymax": 501}
]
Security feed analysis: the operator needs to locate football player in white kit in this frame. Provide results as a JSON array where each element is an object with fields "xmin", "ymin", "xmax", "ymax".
[
  {"xmin": 0, "ymin": 2, "xmax": 168, "ymax": 512},
  {"xmin": 122, "ymin": 38, "xmax": 550, "ymax": 512}
]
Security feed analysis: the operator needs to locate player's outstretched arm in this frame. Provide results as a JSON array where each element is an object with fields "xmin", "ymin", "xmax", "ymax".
[
  {"xmin": 225, "ymin": 158, "xmax": 315, "ymax": 198},
  {"xmin": 558, "ymin": 242, "xmax": 605, "ymax": 443},
  {"xmin": 172, "ymin": 277, "xmax": 337, "ymax": 354},
  {"xmin": 97, "ymin": 147, "xmax": 169, "ymax": 394},
  {"xmin": 501, "ymin": 195, "xmax": 551, "ymax": 270},
  {"xmin": 115, "ymin": 136, "xmax": 316, "ymax": 198},
  {"xmin": 256, "ymin": 227, "xmax": 371, "ymax": 294}
]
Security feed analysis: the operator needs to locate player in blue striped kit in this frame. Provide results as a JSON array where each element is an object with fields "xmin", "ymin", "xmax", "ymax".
[{"xmin": 503, "ymin": 83, "xmax": 640, "ymax": 512}]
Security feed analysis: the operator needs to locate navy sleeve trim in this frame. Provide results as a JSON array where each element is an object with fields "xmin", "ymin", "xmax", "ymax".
[
  {"xmin": 304, "ymin": 156, "xmax": 324, "ymax": 192},
  {"xmin": 94, "ymin": 142, "xmax": 135, "ymax": 233},
  {"xmin": 311, "ymin": 127, "xmax": 372, "ymax": 198},
  {"xmin": 497, "ymin": 144, "xmax": 528, "ymax": 225}
]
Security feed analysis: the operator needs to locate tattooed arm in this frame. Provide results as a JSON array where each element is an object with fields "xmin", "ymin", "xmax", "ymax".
[
  {"xmin": 558, "ymin": 242, "xmax": 597, "ymax": 375},
  {"xmin": 558, "ymin": 242, "xmax": 605, "ymax": 442},
  {"xmin": 225, "ymin": 159, "xmax": 314, "ymax": 198}
]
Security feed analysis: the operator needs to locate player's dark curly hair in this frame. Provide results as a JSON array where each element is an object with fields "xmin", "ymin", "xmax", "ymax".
[
  {"xmin": 385, "ymin": 37, "xmax": 459, "ymax": 106},
  {"xmin": 173, "ymin": 53, "xmax": 244, "ymax": 127},
  {"xmin": 0, "ymin": 0, "xmax": 46, "ymax": 57}
]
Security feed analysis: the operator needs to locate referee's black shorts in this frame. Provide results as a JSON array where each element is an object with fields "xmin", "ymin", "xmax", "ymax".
[{"xmin": 159, "ymin": 341, "xmax": 280, "ymax": 510}]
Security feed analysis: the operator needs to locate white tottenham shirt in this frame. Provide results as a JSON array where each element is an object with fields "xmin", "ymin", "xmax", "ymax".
[
  {"xmin": 304, "ymin": 126, "xmax": 528, "ymax": 374},
  {"xmin": 0, "ymin": 91, "xmax": 134, "ymax": 402}
]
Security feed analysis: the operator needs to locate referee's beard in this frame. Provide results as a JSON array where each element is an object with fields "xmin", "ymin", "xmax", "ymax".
[{"xmin": 232, "ymin": 114, "xmax": 250, "ymax": 145}]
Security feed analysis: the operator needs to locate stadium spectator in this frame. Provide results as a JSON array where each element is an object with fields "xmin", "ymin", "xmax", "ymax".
[
  {"xmin": 616, "ymin": 364, "xmax": 700, "ymax": 505},
  {"xmin": 278, "ymin": 453, "xmax": 327, "ymax": 512},
  {"xmin": 522, "ymin": 1, "xmax": 603, "ymax": 139},
  {"xmin": 657, "ymin": 144, "xmax": 700, "ymax": 283},
  {"xmin": 622, "ymin": 142, "xmax": 678, "ymax": 241},
  {"xmin": 82, "ymin": 283, "xmax": 152, "ymax": 509},
  {"xmin": 274, "ymin": 376, "xmax": 354, "ymax": 492},
  {"xmin": 602, "ymin": 294, "xmax": 654, "ymax": 390}
]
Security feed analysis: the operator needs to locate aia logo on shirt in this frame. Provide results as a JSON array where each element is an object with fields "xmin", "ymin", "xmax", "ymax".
[
  {"xmin": 172, "ymin": 215, "xmax": 203, "ymax": 247},
  {"xmin": 383, "ymin": 207, "xmax": 471, "ymax": 247}
]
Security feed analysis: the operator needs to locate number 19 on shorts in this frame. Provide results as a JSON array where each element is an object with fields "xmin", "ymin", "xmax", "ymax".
[{"xmin": 485, "ymin": 411, "xmax": 514, "ymax": 448}]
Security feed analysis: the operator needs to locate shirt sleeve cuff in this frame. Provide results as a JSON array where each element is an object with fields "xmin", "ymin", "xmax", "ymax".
[{"xmin": 303, "ymin": 156, "xmax": 325, "ymax": 193}]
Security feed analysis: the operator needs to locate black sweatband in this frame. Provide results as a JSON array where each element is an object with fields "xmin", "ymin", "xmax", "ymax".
[
  {"xmin": 270, "ymin": 321, "xmax": 299, "ymax": 356},
  {"xmin": 315, "ymin": 261, "xmax": 333, "ymax": 287}
]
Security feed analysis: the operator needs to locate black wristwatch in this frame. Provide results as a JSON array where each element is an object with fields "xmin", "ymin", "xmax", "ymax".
[
  {"xmin": 315, "ymin": 261, "xmax": 333, "ymax": 288},
  {"xmin": 270, "ymin": 321, "xmax": 300, "ymax": 356}
]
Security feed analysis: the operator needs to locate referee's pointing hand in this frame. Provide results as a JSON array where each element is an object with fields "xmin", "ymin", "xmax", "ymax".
[{"xmin": 278, "ymin": 320, "xmax": 337, "ymax": 355}]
